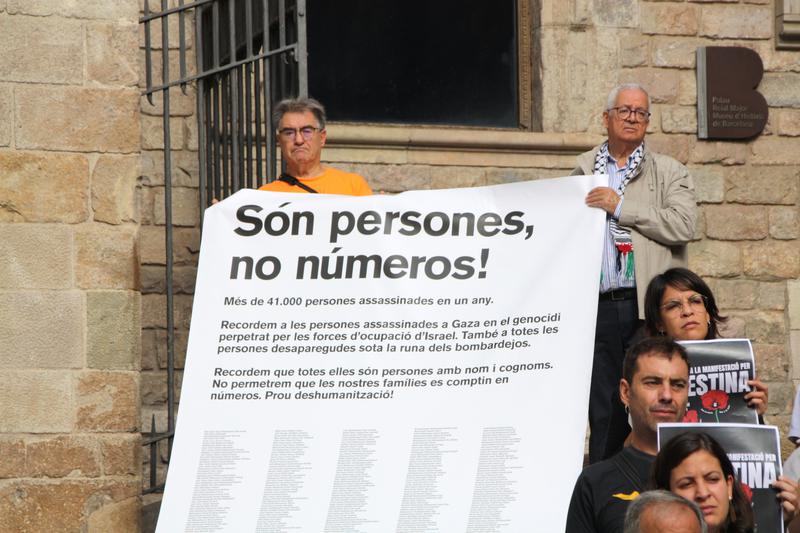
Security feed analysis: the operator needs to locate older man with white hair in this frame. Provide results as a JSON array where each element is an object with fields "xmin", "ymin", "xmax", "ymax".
[{"xmin": 575, "ymin": 83, "xmax": 697, "ymax": 464}]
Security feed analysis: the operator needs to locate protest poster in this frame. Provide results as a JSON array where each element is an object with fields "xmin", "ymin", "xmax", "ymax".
[
  {"xmin": 155, "ymin": 175, "xmax": 605, "ymax": 532},
  {"xmin": 658, "ymin": 423, "xmax": 783, "ymax": 532},
  {"xmin": 680, "ymin": 339, "xmax": 758, "ymax": 424}
]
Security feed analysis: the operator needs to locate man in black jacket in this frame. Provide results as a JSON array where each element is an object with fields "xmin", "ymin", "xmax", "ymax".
[{"xmin": 566, "ymin": 337, "xmax": 690, "ymax": 533}]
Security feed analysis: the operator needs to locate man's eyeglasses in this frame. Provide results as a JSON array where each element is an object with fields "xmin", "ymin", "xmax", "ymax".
[
  {"xmin": 278, "ymin": 126, "xmax": 321, "ymax": 141},
  {"xmin": 609, "ymin": 107, "xmax": 651, "ymax": 122},
  {"xmin": 660, "ymin": 294, "xmax": 707, "ymax": 315}
]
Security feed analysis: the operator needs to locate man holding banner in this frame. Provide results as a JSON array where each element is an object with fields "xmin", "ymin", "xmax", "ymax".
[
  {"xmin": 157, "ymin": 168, "xmax": 608, "ymax": 531},
  {"xmin": 259, "ymin": 97, "xmax": 372, "ymax": 196},
  {"xmin": 578, "ymin": 83, "xmax": 697, "ymax": 463}
]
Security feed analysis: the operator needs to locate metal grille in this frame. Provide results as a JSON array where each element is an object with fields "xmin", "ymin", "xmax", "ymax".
[
  {"xmin": 139, "ymin": 0, "xmax": 306, "ymax": 495},
  {"xmin": 195, "ymin": 0, "xmax": 308, "ymax": 208}
]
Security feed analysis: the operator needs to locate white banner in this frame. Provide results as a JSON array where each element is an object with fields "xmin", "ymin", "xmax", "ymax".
[{"xmin": 157, "ymin": 176, "xmax": 605, "ymax": 532}]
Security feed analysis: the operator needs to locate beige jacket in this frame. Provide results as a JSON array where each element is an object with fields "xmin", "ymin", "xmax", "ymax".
[{"xmin": 573, "ymin": 144, "xmax": 698, "ymax": 318}]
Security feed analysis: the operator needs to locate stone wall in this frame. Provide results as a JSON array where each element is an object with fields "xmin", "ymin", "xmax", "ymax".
[{"xmin": 0, "ymin": 1, "xmax": 142, "ymax": 531}]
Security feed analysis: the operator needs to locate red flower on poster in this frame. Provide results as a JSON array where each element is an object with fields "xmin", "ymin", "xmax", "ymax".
[
  {"xmin": 682, "ymin": 409, "xmax": 699, "ymax": 423},
  {"xmin": 700, "ymin": 390, "xmax": 730, "ymax": 422},
  {"xmin": 701, "ymin": 390, "xmax": 729, "ymax": 411}
]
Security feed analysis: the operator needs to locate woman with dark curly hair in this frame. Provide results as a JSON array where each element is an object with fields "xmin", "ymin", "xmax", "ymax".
[
  {"xmin": 651, "ymin": 432, "xmax": 799, "ymax": 533},
  {"xmin": 643, "ymin": 268, "xmax": 768, "ymax": 417}
]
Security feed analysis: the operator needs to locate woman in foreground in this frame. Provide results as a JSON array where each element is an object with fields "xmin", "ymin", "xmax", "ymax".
[{"xmin": 650, "ymin": 431, "xmax": 798, "ymax": 533}]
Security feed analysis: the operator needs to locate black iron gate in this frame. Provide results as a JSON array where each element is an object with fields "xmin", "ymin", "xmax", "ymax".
[{"xmin": 140, "ymin": 0, "xmax": 307, "ymax": 496}]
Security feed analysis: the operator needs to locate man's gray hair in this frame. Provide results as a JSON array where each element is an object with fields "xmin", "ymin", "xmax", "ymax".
[
  {"xmin": 606, "ymin": 83, "xmax": 651, "ymax": 111},
  {"xmin": 623, "ymin": 490, "xmax": 706, "ymax": 533},
  {"xmin": 272, "ymin": 97, "xmax": 327, "ymax": 130}
]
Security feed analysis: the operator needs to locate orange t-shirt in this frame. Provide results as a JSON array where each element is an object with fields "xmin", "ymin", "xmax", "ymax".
[{"xmin": 258, "ymin": 167, "xmax": 372, "ymax": 196}]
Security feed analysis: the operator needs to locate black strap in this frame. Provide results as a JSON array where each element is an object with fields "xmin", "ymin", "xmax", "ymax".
[
  {"xmin": 278, "ymin": 173, "xmax": 318, "ymax": 193},
  {"xmin": 611, "ymin": 449, "xmax": 645, "ymax": 493}
]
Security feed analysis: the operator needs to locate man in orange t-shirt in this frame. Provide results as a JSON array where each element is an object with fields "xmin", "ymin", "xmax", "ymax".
[{"xmin": 259, "ymin": 97, "xmax": 372, "ymax": 196}]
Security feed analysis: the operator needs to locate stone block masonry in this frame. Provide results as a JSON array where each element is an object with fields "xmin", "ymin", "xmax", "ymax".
[{"xmin": 0, "ymin": 1, "xmax": 143, "ymax": 531}]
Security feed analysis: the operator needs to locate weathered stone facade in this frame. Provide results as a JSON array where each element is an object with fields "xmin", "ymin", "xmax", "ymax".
[
  {"xmin": 3, "ymin": 0, "xmax": 797, "ymax": 531},
  {"xmin": 0, "ymin": 1, "xmax": 142, "ymax": 531}
]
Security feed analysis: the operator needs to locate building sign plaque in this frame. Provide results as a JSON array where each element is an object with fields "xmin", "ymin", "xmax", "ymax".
[{"xmin": 697, "ymin": 46, "xmax": 768, "ymax": 140}]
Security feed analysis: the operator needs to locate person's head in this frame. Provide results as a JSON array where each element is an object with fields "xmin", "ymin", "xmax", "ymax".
[
  {"xmin": 624, "ymin": 490, "xmax": 706, "ymax": 533},
  {"xmin": 621, "ymin": 338, "xmax": 690, "ymax": 446},
  {"xmin": 644, "ymin": 268, "xmax": 725, "ymax": 341},
  {"xmin": 603, "ymin": 83, "xmax": 651, "ymax": 149},
  {"xmin": 651, "ymin": 432, "xmax": 754, "ymax": 533},
  {"xmin": 273, "ymin": 97, "xmax": 328, "ymax": 173}
]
